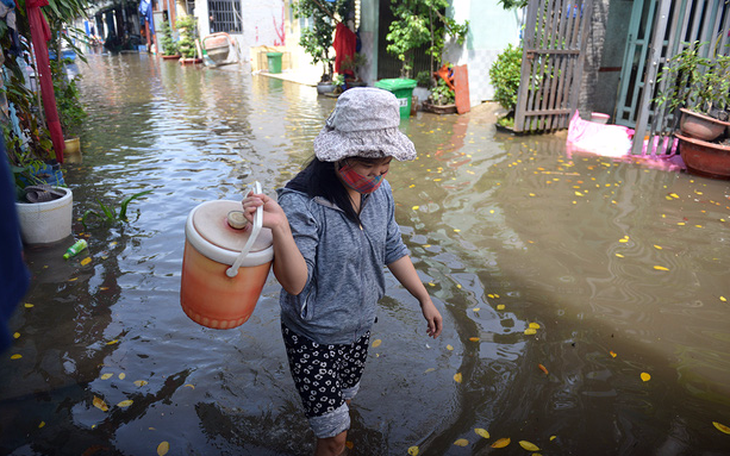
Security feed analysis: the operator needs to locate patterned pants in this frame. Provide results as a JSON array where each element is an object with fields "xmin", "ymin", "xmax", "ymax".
[{"xmin": 281, "ymin": 323, "xmax": 370, "ymax": 438}]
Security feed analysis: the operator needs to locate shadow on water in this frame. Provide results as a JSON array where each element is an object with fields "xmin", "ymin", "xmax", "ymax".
[{"xmin": 1, "ymin": 53, "xmax": 730, "ymax": 455}]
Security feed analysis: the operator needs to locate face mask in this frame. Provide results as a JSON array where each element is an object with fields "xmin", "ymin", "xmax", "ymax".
[{"xmin": 337, "ymin": 161, "xmax": 386, "ymax": 194}]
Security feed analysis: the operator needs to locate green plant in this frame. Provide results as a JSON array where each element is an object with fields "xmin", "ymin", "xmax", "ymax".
[
  {"xmin": 159, "ymin": 20, "xmax": 179, "ymax": 56},
  {"xmin": 292, "ymin": 0, "xmax": 351, "ymax": 81},
  {"xmin": 489, "ymin": 44, "xmax": 523, "ymax": 113},
  {"xmin": 415, "ymin": 70, "xmax": 432, "ymax": 87},
  {"xmin": 340, "ymin": 52, "xmax": 367, "ymax": 80},
  {"xmin": 655, "ymin": 41, "xmax": 730, "ymax": 117},
  {"xmin": 498, "ymin": 0, "xmax": 528, "ymax": 9},
  {"xmin": 429, "ymin": 78, "xmax": 455, "ymax": 105},
  {"xmin": 53, "ymin": 70, "xmax": 88, "ymax": 138},
  {"xmin": 176, "ymin": 15, "xmax": 197, "ymax": 59},
  {"xmin": 385, "ymin": 0, "xmax": 469, "ymax": 78},
  {"xmin": 81, "ymin": 190, "xmax": 153, "ymax": 229}
]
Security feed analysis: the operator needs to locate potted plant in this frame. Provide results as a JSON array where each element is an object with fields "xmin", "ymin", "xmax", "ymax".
[
  {"xmin": 656, "ymin": 41, "xmax": 730, "ymax": 141},
  {"xmin": 159, "ymin": 20, "xmax": 180, "ymax": 59},
  {"xmin": 654, "ymin": 41, "xmax": 730, "ymax": 178},
  {"xmin": 292, "ymin": 0, "xmax": 349, "ymax": 93},
  {"xmin": 54, "ymin": 69, "xmax": 87, "ymax": 160},
  {"xmin": 423, "ymin": 73, "xmax": 457, "ymax": 114},
  {"xmin": 176, "ymin": 15, "xmax": 200, "ymax": 64}
]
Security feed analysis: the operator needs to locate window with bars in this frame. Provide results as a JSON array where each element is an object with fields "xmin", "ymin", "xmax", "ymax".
[{"xmin": 209, "ymin": 0, "xmax": 242, "ymax": 34}]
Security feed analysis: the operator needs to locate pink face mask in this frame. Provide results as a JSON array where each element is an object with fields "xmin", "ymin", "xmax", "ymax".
[{"xmin": 337, "ymin": 162, "xmax": 387, "ymax": 194}]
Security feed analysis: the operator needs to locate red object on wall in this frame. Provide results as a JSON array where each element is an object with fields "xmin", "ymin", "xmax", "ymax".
[
  {"xmin": 26, "ymin": 0, "xmax": 65, "ymax": 163},
  {"xmin": 333, "ymin": 23, "xmax": 356, "ymax": 77}
]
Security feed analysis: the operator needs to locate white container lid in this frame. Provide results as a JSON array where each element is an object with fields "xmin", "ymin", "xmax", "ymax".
[{"xmin": 186, "ymin": 200, "xmax": 273, "ymax": 267}]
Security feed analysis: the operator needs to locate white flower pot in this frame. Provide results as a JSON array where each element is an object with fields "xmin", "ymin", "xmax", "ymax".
[{"xmin": 16, "ymin": 187, "xmax": 73, "ymax": 245}]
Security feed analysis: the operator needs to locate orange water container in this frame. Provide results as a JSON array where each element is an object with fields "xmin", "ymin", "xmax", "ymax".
[{"xmin": 181, "ymin": 182, "xmax": 274, "ymax": 329}]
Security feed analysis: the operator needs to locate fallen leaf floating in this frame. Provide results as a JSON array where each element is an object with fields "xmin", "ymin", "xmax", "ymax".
[
  {"xmin": 93, "ymin": 396, "xmax": 109, "ymax": 412},
  {"xmin": 474, "ymin": 428, "xmax": 490, "ymax": 439},
  {"xmin": 519, "ymin": 440, "xmax": 540, "ymax": 451},
  {"xmin": 453, "ymin": 372, "xmax": 463, "ymax": 383},
  {"xmin": 653, "ymin": 265, "xmax": 670, "ymax": 271},
  {"xmin": 641, "ymin": 372, "xmax": 651, "ymax": 382},
  {"xmin": 117, "ymin": 400, "xmax": 133, "ymax": 408},
  {"xmin": 721, "ymin": 296, "xmax": 727, "ymax": 302},
  {"xmin": 80, "ymin": 257, "xmax": 92, "ymax": 266},
  {"xmin": 101, "ymin": 373, "xmax": 113, "ymax": 380},
  {"xmin": 524, "ymin": 328, "xmax": 537, "ymax": 336},
  {"xmin": 118, "ymin": 373, "xmax": 126, "ymax": 380},
  {"xmin": 10, "ymin": 354, "xmax": 22, "ymax": 360},
  {"xmin": 529, "ymin": 322, "xmax": 541, "ymax": 329},
  {"xmin": 550, "ymin": 435, "xmax": 557, "ymax": 441},
  {"xmin": 371, "ymin": 339, "xmax": 382, "ymax": 348},
  {"xmin": 446, "ymin": 344, "xmax": 454, "ymax": 351},
  {"xmin": 469, "ymin": 337, "xmax": 480, "ymax": 342},
  {"xmin": 38, "ymin": 421, "xmax": 45, "ymax": 428},
  {"xmin": 408, "ymin": 446, "xmax": 419, "ymax": 456},
  {"xmin": 157, "ymin": 441, "xmax": 169, "ymax": 456},
  {"xmin": 345, "ymin": 441, "xmax": 354, "ymax": 450},
  {"xmin": 454, "ymin": 439, "xmax": 469, "ymax": 447},
  {"xmin": 491, "ymin": 437, "xmax": 511, "ymax": 448},
  {"xmin": 538, "ymin": 364, "xmax": 549, "ymax": 375},
  {"xmin": 610, "ymin": 351, "xmax": 617, "ymax": 358},
  {"xmin": 134, "ymin": 380, "xmax": 149, "ymax": 387},
  {"xmin": 712, "ymin": 421, "xmax": 730, "ymax": 435}
]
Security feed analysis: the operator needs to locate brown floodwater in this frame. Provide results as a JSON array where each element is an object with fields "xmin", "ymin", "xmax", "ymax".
[{"xmin": 1, "ymin": 53, "xmax": 730, "ymax": 455}]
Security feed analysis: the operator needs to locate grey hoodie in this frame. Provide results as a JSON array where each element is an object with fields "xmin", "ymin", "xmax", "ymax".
[{"xmin": 276, "ymin": 179, "xmax": 409, "ymax": 345}]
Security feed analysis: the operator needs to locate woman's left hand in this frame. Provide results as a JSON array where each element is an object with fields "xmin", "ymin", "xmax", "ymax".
[{"xmin": 420, "ymin": 299, "xmax": 443, "ymax": 338}]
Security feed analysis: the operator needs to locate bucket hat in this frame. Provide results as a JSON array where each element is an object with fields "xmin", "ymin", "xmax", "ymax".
[{"xmin": 313, "ymin": 87, "xmax": 417, "ymax": 162}]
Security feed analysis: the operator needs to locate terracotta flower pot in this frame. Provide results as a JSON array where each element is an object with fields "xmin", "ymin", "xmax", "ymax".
[
  {"xmin": 675, "ymin": 133, "xmax": 730, "ymax": 180},
  {"xmin": 679, "ymin": 108, "xmax": 730, "ymax": 141}
]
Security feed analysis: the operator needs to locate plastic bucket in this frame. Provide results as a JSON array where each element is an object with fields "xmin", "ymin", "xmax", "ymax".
[
  {"xmin": 15, "ymin": 186, "xmax": 73, "ymax": 244},
  {"xmin": 180, "ymin": 183, "xmax": 274, "ymax": 329},
  {"xmin": 374, "ymin": 78, "xmax": 417, "ymax": 118},
  {"xmin": 267, "ymin": 52, "xmax": 283, "ymax": 74}
]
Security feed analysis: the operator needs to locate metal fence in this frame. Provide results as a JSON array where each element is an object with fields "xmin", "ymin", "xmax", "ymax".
[{"xmin": 209, "ymin": 0, "xmax": 242, "ymax": 34}]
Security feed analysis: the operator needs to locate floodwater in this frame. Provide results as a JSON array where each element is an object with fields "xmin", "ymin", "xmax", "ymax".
[{"xmin": 2, "ymin": 53, "xmax": 730, "ymax": 455}]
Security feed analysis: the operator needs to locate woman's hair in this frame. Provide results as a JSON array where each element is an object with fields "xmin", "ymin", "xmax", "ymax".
[{"xmin": 287, "ymin": 155, "xmax": 384, "ymax": 224}]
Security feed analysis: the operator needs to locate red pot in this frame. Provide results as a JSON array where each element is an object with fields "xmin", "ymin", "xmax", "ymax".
[
  {"xmin": 675, "ymin": 133, "xmax": 730, "ymax": 180},
  {"xmin": 679, "ymin": 108, "xmax": 730, "ymax": 141}
]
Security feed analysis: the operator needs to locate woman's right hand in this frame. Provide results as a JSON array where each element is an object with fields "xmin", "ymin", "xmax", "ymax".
[{"xmin": 241, "ymin": 191, "xmax": 287, "ymax": 231}]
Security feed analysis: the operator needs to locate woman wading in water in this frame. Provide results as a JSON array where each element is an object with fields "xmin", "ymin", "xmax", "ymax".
[{"xmin": 242, "ymin": 88, "xmax": 443, "ymax": 456}]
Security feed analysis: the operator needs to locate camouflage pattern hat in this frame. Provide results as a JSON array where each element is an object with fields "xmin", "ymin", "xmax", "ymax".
[{"xmin": 313, "ymin": 87, "xmax": 417, "ymax": 162}]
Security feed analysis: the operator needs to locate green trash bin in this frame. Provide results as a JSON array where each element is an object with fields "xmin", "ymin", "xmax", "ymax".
[
  {"xmin": 374, "ymin": 78, "xmax": 417, "ymax": 118},
  {"xmin": 266, "ymin": 52, "xmax": 283, "ymax": 74}
]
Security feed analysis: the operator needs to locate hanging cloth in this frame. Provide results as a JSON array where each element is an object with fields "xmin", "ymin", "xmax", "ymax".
[
  {"xmin": 333, "ymin": 22, "xmax": 356, "ymax": 77},
  {"xmin": 26, "ymin": 0, "xmax": 64, "ymax": 162}
]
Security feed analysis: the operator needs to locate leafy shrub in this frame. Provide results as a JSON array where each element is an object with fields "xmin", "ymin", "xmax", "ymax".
[{"xmin": 489, "ymin": 44, "xmax": 523, "ymax": 112}]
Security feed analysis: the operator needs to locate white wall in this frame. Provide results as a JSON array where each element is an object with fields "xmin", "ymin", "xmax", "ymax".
[{"xmin": 443, "ymin": 0, "xmax": 523, "ymax": 106}]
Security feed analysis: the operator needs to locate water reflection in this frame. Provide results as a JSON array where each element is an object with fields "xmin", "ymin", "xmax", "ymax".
[{"xmin": 1, "ymin": 53, "xmax": 729, "ymax": 455}]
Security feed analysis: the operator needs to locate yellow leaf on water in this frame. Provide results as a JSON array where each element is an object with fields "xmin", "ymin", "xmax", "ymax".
[
  {"xmin": 80, "ymin": 257, "xmax": 92, "ymax": 266},
  {"xmin": 106, "ymin": 339, "xmax": 119, "ymax": 345},
  {"xmin": 713, "ymin": 421, "xmax": 730, "ymax": 435},
  {"xmin": 424, "ymin": 368, "xmax": 435, "ymax": 374},
  {"xmin": 134, "ymin": 380, "xmax": 149, "ymax": 387},
  {"xmin": 345, "ymin": 441, "xmax": 354, "ymax": 450},
  {"xmin": 475, "ymin": 428, "xmax": 490, "ymax": 439},
  {"xmin": 574, "ymin": 191, "xmax": 584, "ymax": 196},
  {"xmin": 372, "ymin": 339, "xmax": 382, "ymax": 348},
  {"xmin": 118, "ymin": 373, "xmax": 126, "ymax": 380},
  {"xmin": 610, "ymin": 351, "xmax": 617, "ymax": 358},
  {"xmin": 519, "ymin": 440, "xmax": 540, "ymax": 451},
  {"xmin": 669, "ymin": 193, "xmax": 679, "ymax": 199},
  {"xmin": 93, "ymin": 396, "xmax": 109, "ymax": 412},
  {"xmin": 524, "ymin": 328, "xmax": 537, "ymax": 335},
  {"xmin": 469, "ymin": 337, "xmax": 480, "ymax": 342},
  {"xmin": 157, "ymin": 441, "xmax": 169, "ymax": 456},
  {"xmin": 653, "ymin": 265, "xmax": 670, "ymax": 271},
  {"xmin": 408, "ymin": 446, "xmax": 419, "ymax": 456},
  {"xmin": 491, "ymin": 437, "xmax": 511, "ymax": 448},
  {"xmin": 117, "ymin": 400, "xmax": 133, "ymax": 408},
  {"xmin": 184, "ymin": 384, "xmax": 195, "ymax": 389},
  {"xmin": 654, "ymin": 245, "xmax": 663, "ymax": 250},
  {"xmin": 101, "ymin": 373, "xmax": 113, "ymax": 380},
  {"xmin": 10, "ymin": 354, "xmax": 22, "ymax": 360},
  {"xmin": 453, "ymin": 372, "xmax": 462, "ymax": 383},
  {"xmin": 472, "ymin": 307, "xmax": 481, "ymax": 312},
  {"xmin": 24, "ymin": 303, "xmax": 34, "ymax": 308},
  {"xmin": 446, "ymin": 345, "xmax": 454, "ymax": 351},
  {"xmin": 412, "ymin": 206, "xmax": 420, "ymax": 210},
  {"xmin": 454, "ymin": 438, "xmax": 469, "ymax": 447},
  {"xmin": 529, "ymin": 322, "xmax": 541, "ymax": 329},
  {"xmin": 641, "ymin": 372, "xmax": 651, "ymax": 382},
  {"xmin": 497, "ymin": 304, "xmax": 505, "ymax": 310},
  {"xmin": 38, "ymin": 421, "xmax": 45, "ymax": 428},
  {"xmin": 720, "ymin": 296, "xmax": 727, "ymax": 302},
  {"xmin": 13, "ymin": 332, "xmax": 20, "ymax": 339},
  {"xmin": 550, "ymin": 435, "xmax": 557, "ymax": 441},
  {"xmin": 69, "ymin": 277, "xmax": 78, "ymax": 282},
  {"xmin": 615, "ymin": 253, "xmax": 624, "ymax": 258}
]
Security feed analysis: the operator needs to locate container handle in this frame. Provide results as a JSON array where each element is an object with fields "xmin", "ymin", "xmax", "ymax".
[{"xmin": 226, "ymin": 181, "xmax": 263, "ymax": 278}]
